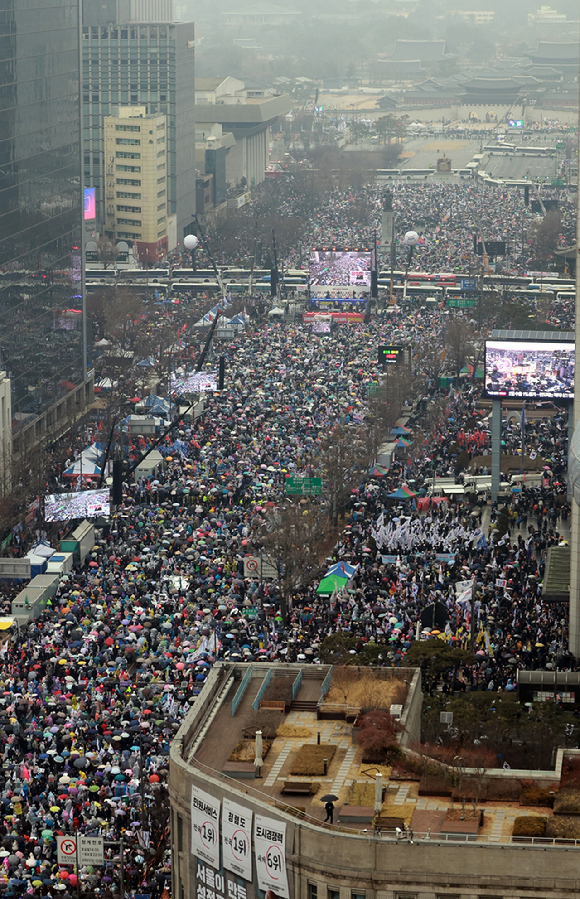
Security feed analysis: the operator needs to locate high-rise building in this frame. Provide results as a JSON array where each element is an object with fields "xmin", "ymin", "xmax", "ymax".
[
  {"xmin": 0, "ymin": 0, "xmax": 90, "ymax": 464},
  {"xmin": 82, "ymin": 8, "xmax": 196, "ymax": 245},
  {"xmin": 104, "ymin": 106, "xmax": 168, "ymax": 264}
]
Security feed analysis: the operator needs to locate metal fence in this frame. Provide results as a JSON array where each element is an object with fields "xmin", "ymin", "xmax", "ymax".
[
  {"xmin": 231, "ymin": 665, "xmax": 253, "ymax": 716},
  {"xmin": 319, "ymin": 665, "xmax": 333, "ymax": 706},
  {"xmin": 291, "ymin": 670, "xmax": 303, "ymax": 701},
  {"xmin": 252, "ymin": 669, "xmax": 273, "ymax": 711}
]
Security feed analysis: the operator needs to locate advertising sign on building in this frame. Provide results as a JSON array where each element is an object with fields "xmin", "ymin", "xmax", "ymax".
[
  {"xmin": 191, "ymin": 785, "xmax": 221, "ymax": 867},
  {"xmin": 194, "ymin": 859, "xmax": 247, "ymax": 899},
  {"xmin": 254, "ymin": 815, "xmax": 289, "ymax": 899},
  {"xmin": 222, "ymin": 799, "xmax": 253, "ymax": 881}
]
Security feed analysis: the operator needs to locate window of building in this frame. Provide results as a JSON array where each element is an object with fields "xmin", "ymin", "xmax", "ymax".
[
  {"xmin": 395, "ymin": 895, "xmax": 416, "ymax": 899},
  {"xmin": 157, "ymin": 216, "xmax": 166, "ymax": 224},
  {"xmin": 352, "ymin": 893, "xmax": 366, "ymax": 899},
  {"xmin": 157, "ymin": 229, "xmax": 166, "ymax": 238},
  {"xmin": 116, "ymin": 165, "xmax": 141, "ymax": 173},
  {"xmin": 117, "ymin": 205, "xmax": 141, "ymax": 214},
  {"xmin": 328, "ymin": 889, "xmax": 340, "ymax": 899},
  {"xmin": 157, "ymin": 190, "xmax": 166, "ymax": 198},
  {"xmin": 117, "ymin": 218, "xmax": 142, "ymax": 226},
  {"xmin": 116, "ymin": 124, "xmax": 141, "ymax": 132},
  {"xmin": 157, "ymin": 204, "xmax": 165, "ymax": 212},
  {"xmin": 116, "ymin": 138, "xmax": 141, "ymax": 146},
  {"xmin": 157, "ymin": 163, "xmax": 165, "ymax": 171},
  {"xmin": 308, "ymin": 885, "xmax": 318, "ymax": 899},
  {"xmin": 156, "ymin": 149, "xmax": 165, "ymax": 158},
  {"xmin": 117, "ymin": 192, "xmax": 141, "ymax": 199},
  {"xmin": 116, "ymin": 152, "xmax": 141, "ymax": 159},
  {"xmin": 116, "ymin": 178, "xmax": 141, "ymax": 186},
  {"xmin": 117, "ymin": 231, "xmax": 141, "ymax": 239},
  {"xmin": 177, "ymin": 814, "xmax": 184, "ymax": 852}
]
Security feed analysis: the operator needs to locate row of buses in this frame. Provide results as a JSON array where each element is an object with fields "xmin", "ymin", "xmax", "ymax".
[
  {"xmin": 377, "ymin": 270, "xmax": 576, "ymax": 304},
  {"xmin": 84, "ymin": 265, "xmax": 576, "ymax": 304},
  {"xmin": 85, "ymin": 268, "xmax": 310, "ymax": 296}
]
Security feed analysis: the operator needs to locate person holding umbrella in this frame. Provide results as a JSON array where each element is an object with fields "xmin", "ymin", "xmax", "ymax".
[{"xmin": 321, "ymin": 793, "xmax": 338, "ymax": 824}]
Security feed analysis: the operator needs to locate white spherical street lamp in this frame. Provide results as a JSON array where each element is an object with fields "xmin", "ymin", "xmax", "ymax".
[{"xmin": 183, "ymin": 233, "xmax": 199, "ymax": 272}]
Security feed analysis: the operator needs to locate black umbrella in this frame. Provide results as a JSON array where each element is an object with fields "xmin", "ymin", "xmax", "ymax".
[{"xmin": 319, "ymin": 794, "xmax": 339, "ymax": 803}]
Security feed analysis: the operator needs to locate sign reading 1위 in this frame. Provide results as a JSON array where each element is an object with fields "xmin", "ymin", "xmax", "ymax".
[
  {"xmin": 222, "ymin": 797, "xmax": 253, "ymax": 880},
  {"xmin": 191, "ymin": 785, "xmax": 221, "ymax": 868}
]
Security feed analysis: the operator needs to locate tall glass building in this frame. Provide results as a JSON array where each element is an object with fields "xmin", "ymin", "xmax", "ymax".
[
  {"xmin": 82, "ymin": 16, "xmax": 196, "ymax": 241},
  {"xmin": 0, "ymin": 0, "xmax": 88, "ymax": 452}
]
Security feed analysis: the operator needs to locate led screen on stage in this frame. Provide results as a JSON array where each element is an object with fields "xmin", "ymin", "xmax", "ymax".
[
  {"xmin": 484, "ymin": 339, "xmax": 574, "ymax": 400},
  {"xmin": 169, "ymin": 371, "xmax": 217, "ymax": 394},
  {"xmin": 309, "ymin": 249, "xmax": 372, "ymax": 287},
  {"xmin": 45, "ymin": 488, "xmax": 110, "ymax": 522}
]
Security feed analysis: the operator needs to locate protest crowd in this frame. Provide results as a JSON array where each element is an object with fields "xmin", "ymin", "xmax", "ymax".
[{"xmin": 0, "ymin": 175, "xmax": 575, "ymax": 898}]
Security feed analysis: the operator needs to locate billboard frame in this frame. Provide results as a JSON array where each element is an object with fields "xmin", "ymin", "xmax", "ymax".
[{"xmin": 484, "ymin": 337, "xmax": 574, "ymax": 401}]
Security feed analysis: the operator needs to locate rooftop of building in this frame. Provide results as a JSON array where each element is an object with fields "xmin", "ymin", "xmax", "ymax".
[
  {"xmin": 195, "ymin": 93, "xmax": 293, "ymax": 125},
  {"xmin": 222, "ymin": 1, "xmax": 300, "ymax": 16},
  {"xmin": 172, "ymin": 662, "xmax": 580, "ymax": 846}
]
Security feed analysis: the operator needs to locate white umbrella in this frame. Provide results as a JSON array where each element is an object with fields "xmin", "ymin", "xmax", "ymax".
[
  {"xmin": 374, "ymin": 773, "xmax": 383, "ymax": 814},
  {"xmin": 254, "ymin": 730, "xmax": 263, "ymax": 773}
]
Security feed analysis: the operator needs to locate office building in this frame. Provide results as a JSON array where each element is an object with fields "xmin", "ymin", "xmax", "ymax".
[
  {"xmin": 0, "ymin": 0, "xmax": 91, "ymax": 466},
  {"xmin": 196, "ymin": 82, "xmax": 291, "ymax": 190},
  {"xmin": 170, "ymin": 662, "xmax": 580, "ymax": 899},
  {"xmin": 82, "ymin": 10, "xmax": 196, "ymax": 244},
  {"xmin": 104, "ymin": 106, "xmax": 168, "ymax": 263}
]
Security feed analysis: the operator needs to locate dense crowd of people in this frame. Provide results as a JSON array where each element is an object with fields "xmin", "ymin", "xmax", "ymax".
[{"xmin": 0, "ymin": 170, "xmax": 577, "ymax": 897}]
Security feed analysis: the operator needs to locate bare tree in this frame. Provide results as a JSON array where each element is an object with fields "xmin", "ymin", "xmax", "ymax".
[
  {"xmin": 258, "ymin": 498, "xmax": 328, "ymax": 616},
  {"xmin": 96, "ymin": 236, "xmax": 119, "ymax": 269}
]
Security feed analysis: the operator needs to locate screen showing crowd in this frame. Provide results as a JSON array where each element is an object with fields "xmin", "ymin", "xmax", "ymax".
[
  {"xmin": 484, "ymin": 340, "xmax": 574, "ymax": 400},
  {"xmin": 44, "ymin": 488, "xmax": 110, "ymax": 523},
  {"xmin": 309, "ymin": 249, "xmax": 372, "ymax": 287}
]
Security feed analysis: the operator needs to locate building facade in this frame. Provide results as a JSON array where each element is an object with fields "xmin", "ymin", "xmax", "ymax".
[
  {"xmin": 0, "ymin": 0, "xmax": 91, "ymax": 465},
  {"xmin": 82, "ymin": 16, "xmax": 196, "ymax": 243},
  {"xmin": 170, "ymin": 663, "xmax": 580, "ymax": 899},
  {"xmin": 104, "ymin": 106, "xmax": 168, "ymax": 263}
]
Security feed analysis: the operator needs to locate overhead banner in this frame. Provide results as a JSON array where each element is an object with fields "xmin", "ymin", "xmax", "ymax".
[
  {"xmin": 254, "ymin": 815, "xmax": 289, "ymax": 899},
  {"xmin": 191, "ymin": 785, "xmax": 221, "ymax": 868},
  {"xmin": 222, "ymin": 798, "xmax": 252, "ymax": 881}
]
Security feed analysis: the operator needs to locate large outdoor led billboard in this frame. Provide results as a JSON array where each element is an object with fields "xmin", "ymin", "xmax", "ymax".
[
  {"xmin": 45, "ymin": 488, "xmax": 110, "ymax": 523},
  {"xmin": 309, "ymin": 249, "xmax": 372, "ymax": 287},
  {"xmin": 169, "ymin": 371, "xmax": 217, "ymax": 394},
  {"xmin": 484, "ymin": 339, "xmax": 574, "ymax": 400},
  {"xmin": 84, "ymin": 187, "xmax": 96, "ymax": 221}
]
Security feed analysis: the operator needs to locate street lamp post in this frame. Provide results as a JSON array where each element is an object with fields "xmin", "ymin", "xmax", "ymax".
[
  {"xmin": 183, "ymin": 232, "xmax": 199, "ymax": 273},
  {"xmin": 403, "ymin": 230, "xmax": 419, "ymax": 303}
]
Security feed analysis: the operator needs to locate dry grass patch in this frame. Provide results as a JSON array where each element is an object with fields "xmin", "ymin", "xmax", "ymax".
[
  {"xmin": 513, "ymin": 816, "xmax": 547, "ymax": 838},
  {"xmin": 290, "ymin": 744, "xmax": 336, "ymax": 776},
  {"xmin": 546, "ymin": 816, "xmax": 580, "ymax": 840},
  {"xmin": 554, "ymin": 789, "xmax": 580, "ymax": 816},
  {"xmin": 276, "ymin": 724, "xmax": 312, "ymax": 738},
  {"xmin": 347, "ymin": 782, "xmax": 375, "ymax": 806},
  {"xmin": 228, "ymin": 739, "xmax": 271, "ymax": 763},
  {"xmin": 520, "ymin": 784, "xmax": 552, "ymax": 807},
  {"xmin": 379, "ymin": 800, "xmax": 415, "ymax": 826},
  {"xmin": 326, "ymin": 668, "xmax": 405, "ymax": 710}
]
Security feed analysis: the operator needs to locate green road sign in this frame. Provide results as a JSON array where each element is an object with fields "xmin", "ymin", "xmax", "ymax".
[
  {"xmin": 285, "ymin": 477, "xmax": 322, "ymax": 495},
  {"xmin": 447, "ymin": 298, "xmax": 477, "ymax": 308}
]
